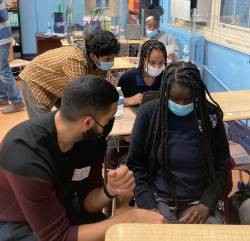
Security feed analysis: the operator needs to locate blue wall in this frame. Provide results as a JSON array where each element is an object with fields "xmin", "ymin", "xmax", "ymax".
[
  {"xmin": 203, "ymin": 41, "xmax": 250, "ymax": 92},
  {"xmin": 161, "ymin": 0, "xmax": 250, "ymax": 93},
  {"xmin": 19, "ymin": 0, "xmax": 67, "ymax": 55}
]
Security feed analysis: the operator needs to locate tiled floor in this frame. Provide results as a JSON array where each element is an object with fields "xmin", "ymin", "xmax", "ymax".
[{"xmin": 0, "ymin": 102, "xmax": 246, "ymax": 195}]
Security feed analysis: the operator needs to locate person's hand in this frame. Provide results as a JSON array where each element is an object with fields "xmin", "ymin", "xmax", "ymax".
[
  {"xmin": 126, "ymin": 93, "xmax": 143, "ymax": 106},
  {"xmin": 106, "ymin": 165, "xmax": 135, "ymax": 199},
  {"xmin": 114, "ymin": 208, "xmax": 165, "ymax": 224},
  {"xmin": 179, "ymin": 204, "xmax": 210, "ymax": 224}
]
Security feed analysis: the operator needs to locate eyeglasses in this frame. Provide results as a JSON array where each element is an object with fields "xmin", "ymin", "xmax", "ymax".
[{"xmin": 91, "ymin": 116, "xmax": 115, "ymax": 129}]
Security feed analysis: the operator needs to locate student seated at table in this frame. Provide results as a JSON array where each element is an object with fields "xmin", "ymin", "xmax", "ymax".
[
  {"xmin": 127, "ymin": 61, "xmax": 230, "ymax": 224},
  {"xmin": 145, "ymin": 16, "xmax": 179, "ymax": 61},
  {"xmin": 117, "ymin": 39, "xmax": 167, "ymax": 107}
]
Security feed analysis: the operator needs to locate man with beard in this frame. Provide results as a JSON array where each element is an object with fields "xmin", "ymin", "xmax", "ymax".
[{"xmin": 0, "ymin": 75, "xmax": 164, "ymax": 241}]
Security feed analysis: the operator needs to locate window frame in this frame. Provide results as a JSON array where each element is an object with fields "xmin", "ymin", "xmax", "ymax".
[{"xmin": 172, "ymin": 0, "xmax": 250, "ymax": 54}]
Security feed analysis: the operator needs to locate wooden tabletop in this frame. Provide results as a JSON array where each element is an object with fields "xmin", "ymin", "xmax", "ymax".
[
  {"xmin": 109, "ymin": 107, "xmax": 136, "ymax": 137},
  {"xmin": 210, "ymin": 90, "xmax": 250, "ymax": 121},
  {"xmin": 105, "ymin": 223, "xmax": 250, "ymax": 241},
  {"xmin": 111, "ymin": 57, "xmax": 138, "ymax": 70},
  {"xmin": 118, "ymin": 38, "xmax": 145, "ymax": 45},
  {"xmin": 109, "ymin": 90, "xmax": 250, "ymax": 138}
]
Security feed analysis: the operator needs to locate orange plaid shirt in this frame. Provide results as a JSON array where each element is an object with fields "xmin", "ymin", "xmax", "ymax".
[{"xmin": 20, "ymin": 45, "xmax": 106, "ymax": 108}]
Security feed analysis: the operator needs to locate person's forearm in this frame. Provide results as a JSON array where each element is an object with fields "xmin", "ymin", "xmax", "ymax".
[
  {"xmin": 78, "ymin": 218, "xmax": 115, "ymax": 241},
  {"xmin": 78, "ymin": 212, "xmax": 138, "ymax": 241},
  {"xmin": 124, "ymin": 97, "xmax": 132, "ymax": 107},
  {"xmin": 84, "ymin": 187, "xmax": 112, "ymax": 213}
]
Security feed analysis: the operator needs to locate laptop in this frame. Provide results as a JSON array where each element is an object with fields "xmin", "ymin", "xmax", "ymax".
[
  {"xmin": 125, "ymin": 24, "xmax": 141, "ymax": 40},
  {"xmin": 130, "ymin": 91, "xmax": 159, "ymax": 114}
]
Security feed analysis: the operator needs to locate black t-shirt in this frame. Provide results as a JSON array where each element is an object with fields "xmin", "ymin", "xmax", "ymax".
[
  {"xmin": 0, "ymin": 112, "xmax": 106, "ymax": 241},
  {"xmin": 117, "ymin": 69, "xmax": 162, "ymax": 97}
]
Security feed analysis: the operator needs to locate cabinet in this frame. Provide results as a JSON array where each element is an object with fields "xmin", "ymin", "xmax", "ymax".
[
  {"xmin": 35, "ymin": 32, "xmax": 65, "ymax": 55},
  {"xmin": 6, "ymin": 0, "xmax": 22, "ymax": 58}
]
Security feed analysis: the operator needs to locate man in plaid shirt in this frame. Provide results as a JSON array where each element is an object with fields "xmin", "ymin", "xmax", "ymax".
[{"xmin": 20, "ymin": 29, "xmax": 120, "ymax": 118}]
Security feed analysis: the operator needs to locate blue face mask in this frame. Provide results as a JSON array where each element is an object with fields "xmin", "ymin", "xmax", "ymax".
[
  {"xmin": 96, "ymin": 61, "xmax": 114, "ymax": 71},
  {"xmin": 168, "ymin": 100, "xmax": 194, "ymax": 116},
  {"xmin": 146, "ymin": 29, "xmax": 159, "ymax": 38}
]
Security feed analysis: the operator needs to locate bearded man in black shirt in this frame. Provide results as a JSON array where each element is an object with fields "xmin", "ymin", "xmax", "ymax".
[{"xmin": 0, "ymin": 75, "xmax": 164, "ymax": 241}]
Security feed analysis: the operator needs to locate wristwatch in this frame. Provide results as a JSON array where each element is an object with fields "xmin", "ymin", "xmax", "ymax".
[{"xmin": 103, "ymin": 183, "xmax": 117, "ymax": 199}]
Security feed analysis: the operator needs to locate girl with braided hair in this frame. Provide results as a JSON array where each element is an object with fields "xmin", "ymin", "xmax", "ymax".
[
  {"xmin": 117, "ymin": 39, "xmax": 167, "ymax": 106},
  {"xmin": 127, "ymin": 61, "xmax": 230, "ymax": 224}
]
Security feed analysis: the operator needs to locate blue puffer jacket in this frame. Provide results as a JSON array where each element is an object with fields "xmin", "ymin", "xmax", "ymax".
[{"xmin": 0, "ymin": 0, "xmax": 12, "ymax": 46}]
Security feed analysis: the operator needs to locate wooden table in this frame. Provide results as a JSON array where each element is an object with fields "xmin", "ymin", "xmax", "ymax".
[
  {"xmin": 105, "ymin": 223, "xmax": 250, "ymax": 241},
  {"xmin": 118, "ymin": 38, "xmax": 145, "ymax": 45},
  {"xmin": 210, "ymin": 90, "xmax": 250, "ymax": 122},
  {"xmin": 111, "ymin": 57, "xmax": 138, "ymax": 71},
  {"xmin": 109, "ymin": 108, "xmax": 136, "ymax": 137},
  {"xmin": 36, "ymin": 32, "xmax": 66, "ymax": 55},
  {"xmin": 109, "ymin": 90, "xmax": 250, "ymax": 138}
]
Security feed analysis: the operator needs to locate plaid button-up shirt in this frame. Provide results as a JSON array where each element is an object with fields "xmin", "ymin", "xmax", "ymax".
[{"xmin": 20, "ymin": 44, "xmax": 106, "ymax": 108}]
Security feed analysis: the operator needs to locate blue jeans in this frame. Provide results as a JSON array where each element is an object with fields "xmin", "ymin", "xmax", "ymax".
[
  {"xmin": 0, "ymin": 43, "xmax": 22, "ymax": 104},
  {"xmin": 0, "ymin": 222, "xmax": 37, "ymax": 241}
]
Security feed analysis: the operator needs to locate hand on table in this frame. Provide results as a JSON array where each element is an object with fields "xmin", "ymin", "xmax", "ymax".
[
  {"xmin": 179, "ymin": 204, "xmax": 210, "ymax": 224},
  {"xmin": 126, "ymin": 93, "xmax": 143, "ymax": 106}
]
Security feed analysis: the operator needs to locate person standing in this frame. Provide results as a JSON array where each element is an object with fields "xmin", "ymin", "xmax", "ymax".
[{"xmin": 0, "ymin": 0, "xmax": 24, "ymax": 114}]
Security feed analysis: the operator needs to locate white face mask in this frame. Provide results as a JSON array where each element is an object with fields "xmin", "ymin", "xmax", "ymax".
[{"xmin": 145, "ymin": 64, "xmax": 165, "ymax": 77}]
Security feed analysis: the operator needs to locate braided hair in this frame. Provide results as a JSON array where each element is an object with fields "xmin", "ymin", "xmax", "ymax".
[
  {"xmin": 148, "ymin": 61, "xmax": 223, "ymax": 206},
  {"xmin": 138, "ymin": 40, "xmax": 167, "ymax": 73}
]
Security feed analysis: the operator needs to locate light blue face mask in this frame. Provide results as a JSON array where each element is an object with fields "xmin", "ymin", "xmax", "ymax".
[
  {"xmin": 96, "ymin": 61, "xmax": 114, "ymax": 71},
  {"xmin": 168, "ymin": 100, "xmax": 194, "ymax": 116},
  {"xmin": 146, "ymin": 29, "xmax": 159, "ymax": 39}
]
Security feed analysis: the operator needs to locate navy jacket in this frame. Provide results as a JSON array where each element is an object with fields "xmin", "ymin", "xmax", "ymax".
[{"xmin": 127, "ymin": 100, "xmax": 230, "ymax": 211}]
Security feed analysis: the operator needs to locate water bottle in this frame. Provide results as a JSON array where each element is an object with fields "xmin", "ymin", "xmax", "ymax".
[
  {"xmin": 119, "ymin": 27, "xmax": 126, "ymax": 40},
  {"xmin": 46, "ymin": 22, "xmax": 52, "ymax": 35},
  {"xmin": 182, "ymin": 44, "xmax": 190, "ymax": 62},
  {"xmin": 115, "ymin": 87, "xmax": 124, "ymax": 119}
]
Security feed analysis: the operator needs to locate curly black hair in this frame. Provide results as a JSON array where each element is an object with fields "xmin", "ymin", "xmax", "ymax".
[{"xmin": 85, "ymin": 30, "xmax": 120, "ymax": 57}]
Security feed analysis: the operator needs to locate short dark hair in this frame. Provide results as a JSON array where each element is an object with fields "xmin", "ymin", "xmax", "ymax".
[
  {"xmin": 85, "ymin": 30, "xmax": 120, "ymax": 57},
  {"xmin": 60, "ymin": 75, "xmax": 119, "ymax": 122}
]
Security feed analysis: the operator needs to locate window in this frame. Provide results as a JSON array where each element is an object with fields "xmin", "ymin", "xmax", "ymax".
[
  {"xmin": 220, "ymin": 0, "xmax": 250, "ymax": 28},
  {"xmin": 171, "ymin": 0, "xmax": 250, "ymax": 54}
]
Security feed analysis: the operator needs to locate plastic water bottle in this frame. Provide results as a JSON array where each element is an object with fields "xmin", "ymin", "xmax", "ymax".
[
  {"xmin": 119, "ymin": 28, "xmax": 126, "ymax": 40},
  {"xmin": 182, "ymin": 44, "xmax": 190, "ymax": 62},
  {"xmin": 46, "ymin": 22, "xmax": 52, "ymax": 35},
  {"xmin": 116, "ymin": 87, "xmax": 124, "ymax": 119}
]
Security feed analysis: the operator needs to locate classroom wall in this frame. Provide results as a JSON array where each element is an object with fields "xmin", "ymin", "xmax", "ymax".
[
  {"xmin": 203, "ymin": 42, "xmax": 250, "ymax": 92},
  {"xmin": 19, "ymin": 0, "xmax": 125, "ymax": 56},
  {"xmin": 20, "ymin": 0, "xmax": 66, "ymax": 55},
  {"xmin": 161, "ymin": 0, "xmax": 250, "ymax": 93}
]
